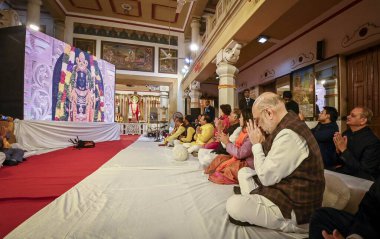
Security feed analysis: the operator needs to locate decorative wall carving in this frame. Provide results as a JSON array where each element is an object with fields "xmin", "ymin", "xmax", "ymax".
[
  {"xmin": 290, "ymin": 52, "xmax": 314, "ymax": 69},
  {"xmin": 74, "ymin": 23, "xmax": 178, "ymax": 46},
  {"xmin": 260, "ymin": 69, "xmax": 275, "ymax": 80},
  {"xmin": 341, "ymin": 22, "xmax": 380, "ymax": 48},
  {"xmin": 190, "ymin": 80, "xmax": 200, "ymax": 90}
]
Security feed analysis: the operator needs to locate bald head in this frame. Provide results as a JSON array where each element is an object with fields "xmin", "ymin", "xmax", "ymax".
[
  {"xmin": 253, "ymin": 92, "xmax": 286, "ymax": 112},
  {"xmin": 252, "ymin": 92, "xmax": 288, "ymax": 134}
]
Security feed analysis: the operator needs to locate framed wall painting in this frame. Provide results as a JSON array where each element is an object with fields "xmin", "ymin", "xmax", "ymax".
[
  {"xmin": 73, "ymin": 38, "xmax": 96, "ymax": 55},
  {"xmin": 159, "ymin": 47, "xmax": 178, "ymax": 74},
  {"xmin": 291, "ymin": 65, "xmax": 315, "ymax": 118},
  {"xmin": 101, "ymin": 41, "xmax": 154, "ymax": 72}
]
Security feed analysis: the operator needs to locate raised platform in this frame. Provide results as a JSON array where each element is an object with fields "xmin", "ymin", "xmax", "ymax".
[{"xmin": 14, "ymin": 120, "xmax": 120, "ymax": 151}]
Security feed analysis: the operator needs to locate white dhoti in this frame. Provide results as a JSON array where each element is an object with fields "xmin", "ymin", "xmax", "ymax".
[
  {"xmin": 198, "ymin": 148, "xmax": 217, "ymax": 168},
  {"xmin": 226, "ymin": 167, "xmax": 308, "ymax": 233}
]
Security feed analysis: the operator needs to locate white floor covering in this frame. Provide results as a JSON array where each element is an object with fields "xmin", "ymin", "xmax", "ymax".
[{"xmin": 6, "ymin": 136, "xmax": 307, "ymax": 239}]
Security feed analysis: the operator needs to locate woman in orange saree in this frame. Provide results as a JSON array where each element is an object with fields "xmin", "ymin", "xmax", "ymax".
[{"xmin": 205, "ymin": 109, "xmax": 254, "ymax": 184}]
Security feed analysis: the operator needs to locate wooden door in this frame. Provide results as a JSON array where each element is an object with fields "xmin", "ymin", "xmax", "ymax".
[{"xmin": 347, "ymin": 45, "xmax": 380, "ymax": 137}]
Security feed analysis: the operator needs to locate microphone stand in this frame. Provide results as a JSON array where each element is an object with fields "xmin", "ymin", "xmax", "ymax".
[{"xmin": 154, "ymin": 120, "xmax": 161, "ymax": 142}]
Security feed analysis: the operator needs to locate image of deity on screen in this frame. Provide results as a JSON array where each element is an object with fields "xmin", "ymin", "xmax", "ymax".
[
  {"xmin": 23, "ymin": 29, "xmax": 115, "ymax": 122},
  {"xmin": 52, "ymin": 45, "xmax": 105, "ymax": 122}
]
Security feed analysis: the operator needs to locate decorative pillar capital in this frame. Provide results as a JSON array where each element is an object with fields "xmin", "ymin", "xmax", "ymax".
[
  {"xmin": 215, "ymin": 41, "xmax": 242, "ymax": 110},
  {"xmin": 189, "ymin": 81, "xmax": 201, "ymax": 109},
  {"xmin": 190, "ymin": 80, "xmax": 200, "ymax": 91},
  {"xmin": 215, "ymin": 40, "xmax": 242, "ymax": 66},
  {"xmin": 190, "ymin": 17, "xmax": 201, "ymax": 28}
]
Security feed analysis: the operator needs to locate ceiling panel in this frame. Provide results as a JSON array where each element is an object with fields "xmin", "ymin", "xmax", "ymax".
[
  {"xmin": 68, "ymin": 0, "xmax": 101, "ymax": 11},
  {"xmin": 152, "ymin": 4, "xmax": 178, "ymax": 23},
  {"xmin": 53, "ymin": 0, "xmax": 193, "ymax": 30},
  {"xmin": 110, "ymin": 0, "xmax": 142, "ymax": 17}
]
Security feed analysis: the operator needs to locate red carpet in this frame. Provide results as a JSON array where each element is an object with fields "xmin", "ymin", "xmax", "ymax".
[{"xmin": 0, "ymin": 135, "xmax": 139, "ymax": 238}]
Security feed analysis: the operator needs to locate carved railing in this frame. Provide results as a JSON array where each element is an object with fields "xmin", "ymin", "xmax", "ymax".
[
  {"xmin": 200, "ymin": 0, "xmax": 236, "ymax": 51},
  {"xmin": 119, "ymin": 122, "xmax": 168, "ymax": 135}
]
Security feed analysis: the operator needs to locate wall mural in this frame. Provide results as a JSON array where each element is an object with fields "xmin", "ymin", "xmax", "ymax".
[
  {"xmin": 291, "ymin": 66, "xmax": 315, "ymax": 118},
  {"xmin": 24, "ymin": 29, "xmax": 115, "ymax": 122},
  {"xmin": 73, "ymin": 38, "xmax": 96, "ymax": 55},
  {"xmin": 159, "ymin": 47, "xmax": 178, "ymax": 74},
  {"xmin": 101, "ymin": 41, "xmax": 154, "ymax": 72}
]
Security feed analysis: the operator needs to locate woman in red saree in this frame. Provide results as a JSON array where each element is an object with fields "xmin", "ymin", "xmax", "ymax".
[
  {"xmin": 204, "ymin": 104, "xmax": 231, "ymax": 149},
  {"xmin": 205, "ymin": 109, "xmax": 254, "ymax": 184}
]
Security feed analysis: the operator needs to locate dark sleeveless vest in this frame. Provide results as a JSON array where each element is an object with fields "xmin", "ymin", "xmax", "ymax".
[
  {"xmin": 182, "ymin": 124, "xmax": 194, "ymax": 138},
  {"xmin": 251, "ymin": 112, "xmax": 325, "ymax": 224}
]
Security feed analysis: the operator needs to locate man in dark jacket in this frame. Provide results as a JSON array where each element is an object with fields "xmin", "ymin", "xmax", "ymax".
[
  {"xmin": 309, "ymin": 176, "xmax": 380, "ymax": 239},
  {"xmin": 283, "ymin": 91, "xmax": 299, "ymax": 114},
  {"xmin": 204, "ymin": 100, "xmax": 215, "ymax": 121},
  {"xmin": 239, "ymin": 89, "xmax": 254, "ymax": 111},
  {"xmin": 311, "ymin": 106, "xmax": 339, "ymax": 168},
  {"xmin": 333, "ymin": 107, "xmax": 380, "ymax": 181}
]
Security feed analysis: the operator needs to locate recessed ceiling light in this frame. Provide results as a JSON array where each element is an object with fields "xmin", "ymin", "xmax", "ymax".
[{"xmin": 257, "ymin": 35, "xmax": 268, "ymax": 44}]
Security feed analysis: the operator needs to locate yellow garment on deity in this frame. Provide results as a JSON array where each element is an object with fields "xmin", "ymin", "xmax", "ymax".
[{"xmin": 164, "ymin": 125, "xmax": 186, "ymax": 144}]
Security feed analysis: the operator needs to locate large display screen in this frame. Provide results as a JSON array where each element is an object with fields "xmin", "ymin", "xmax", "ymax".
[{"xmin": 23, "ymin": 29, "xmax": 115, "ymax": 122}]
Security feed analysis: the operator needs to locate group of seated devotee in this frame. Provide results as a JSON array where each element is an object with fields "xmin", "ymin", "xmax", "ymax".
[
  {"xmin": 0, "ymin": 115, "xmax": 25, "ymax": 167},
  {"xmin": 158, "ymin": 92, "xmax": 380, "ymax": 237},
  {"xmin": 203, "ymin": 104, "xmax": 232, "ymax": 150},
  {"xmin": 311, "ymin": 105, "xmax": 380, "ymax": 181}
]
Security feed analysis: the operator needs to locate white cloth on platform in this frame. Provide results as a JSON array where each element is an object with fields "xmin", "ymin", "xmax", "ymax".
[{"xmin": 14, "ymin": 120, "xmax": 120, "ymax": 151}]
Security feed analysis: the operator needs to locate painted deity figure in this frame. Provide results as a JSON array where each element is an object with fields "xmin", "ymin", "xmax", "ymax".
[
  {"xmin": 70, "ymin": 52, "xmax": 94, "ymax": 121},
  {"xmin": 128, "ymin": 94, "xmax": 140, "ymax": 122}
]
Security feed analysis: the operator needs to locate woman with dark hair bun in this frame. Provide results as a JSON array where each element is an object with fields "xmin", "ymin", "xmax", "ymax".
[
  {"xmin": 205, "ymin": 108, "xmax": 254, "ymax": 184},
  {"xmin": 203, "ymin": 104, "xmax": 232, "ymax": 150}
]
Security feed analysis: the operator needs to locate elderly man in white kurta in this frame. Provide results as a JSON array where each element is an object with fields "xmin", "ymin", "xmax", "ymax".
[{"xmin": 226, "ymin": 92, "xmax": 324, "ymax": 232}]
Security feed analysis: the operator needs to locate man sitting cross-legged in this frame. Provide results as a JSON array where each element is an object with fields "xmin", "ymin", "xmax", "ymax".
[
  {"xmin": 178, "ymin": 115, "xmax": 196, "ymax": 143},
  {"xmin": 183, "ymin": 114, "xmax": 214, "ymax": 154},
  {"xmin": 159, "ymin": 117, "xmax": 186, "ymax": 146},
  {"xmin": 226, "ymin": 92, "xmax": 325, "ymax": 232}
]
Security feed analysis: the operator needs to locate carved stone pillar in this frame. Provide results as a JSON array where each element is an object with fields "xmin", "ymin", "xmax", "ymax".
[
  {"xmin": 215, "ymin": 41, "xmax": 242, "ymax": 110},
  {"xmin": 159, "ymin": 91, "xmax": 169, "ymax": 121},
  {"xmin": 190, "ymin": 18, "xmax": 201, "ymax": 55},
  {"xmin": 27, "ymin": 0, "xmax": 42, "ymax": 27},
  {"xmin": 189, "ymin": 80, "xmax": 201, "ymax": 118}
]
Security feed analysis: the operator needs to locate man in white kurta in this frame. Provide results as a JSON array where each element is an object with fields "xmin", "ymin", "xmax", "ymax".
[{"xmin": 226, "ymin": 92, "xmax": 324, "ymax": 232}]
